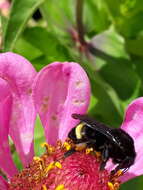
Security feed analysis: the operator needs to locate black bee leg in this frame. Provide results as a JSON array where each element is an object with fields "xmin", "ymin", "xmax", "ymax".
[
  {"xmin": 100, "ymin": 145, "xmax": 109, "ymax": 170},
  {"xmin": 111, "ymin": 158, "xmax": 129, "ymax": 176},
  {"xmin": 111, "ymin": 165, "xmax": 120, "ymax": 176},
  {"xmin": 64, "ymin": 148, "xmax": 76, "ymax": 158},
  {"xmin": 100, "ymin": 161, "xmax": 106, "ymax": 171}
]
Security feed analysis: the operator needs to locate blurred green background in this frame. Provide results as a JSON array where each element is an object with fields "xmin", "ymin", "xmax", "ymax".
[{"xmin": 0, "ymin": 0, "xmax": 143, "ymax": 189}]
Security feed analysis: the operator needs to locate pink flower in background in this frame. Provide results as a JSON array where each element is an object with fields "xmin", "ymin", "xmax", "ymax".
[
  {"xmin": 0, "ymin": 0, "xmax": 11, "ymax": 16},
  {"xmin": 0, "ymin": 52, "xmax": 143, "ymax": 189}
]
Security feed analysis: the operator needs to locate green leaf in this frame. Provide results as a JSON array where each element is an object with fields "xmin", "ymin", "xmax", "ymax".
[
  {"xmin": 34, "ymin": 117, "xmax": 45, "ymax": 156},
  {"xmin": 90, "ymin": 74, "xmax": 123, "ymax": 126},
  {"xmin": 103, "ymin": 0, "xmax": 121, "ymax": 18},
  {"xmin": 0, "ymin": 15, "xmax": 8, "ymax": 43},
  {"xmin": 12, "ymin": 149, "xmax": 23, "ymax": 170},
  {"xmin": 84, "ymin": 0, "xmax": 110, "ymax": 34},
  {"xmin": 3, "ymin": 0, "xmax": 44, "ymax": 51},
  {"xmin": 121, "ymin": 175, "xmax": 143, "ymax": 190},
  {"xmin": 90, "ymin": 27, "xmax": 129, "ymax": 69},
  {"xmin": 23, "ymin": 26, "xmax": 72, "ymax": 62},
  {"xmin": 134, "ymin": 59, "xmax": 143, "ymax": 91},
  {"xmin": 119, "ymin": 0, "xmax": 143, "ymax": 17},
  {"xmin": 14, "ymin": 37, "xmax": 43, "ymax": 61},
  {"xmin": 90, "ymin": 27, "xmax": 140, "ymax": 100},
  {"xmin": 31, "ymin": 55, "xmax": 49, "ymax": 71},
  {"xmin": 117, "ymin": 12, "xmax": 143, "ymax": 38},
  {"xmin": 81, "ymin": 61, "xmax": 123, "ymax": 126},
  {"xmin": 104, "ymin": 0, "xmax": 143, "ymax": 38},
  {"xmin": 125, "ymin": 35, "xmax": 143, "ymax": 57},
  {"xmin": 40, "ymin": 0, "xmax": 74, "ymax": 33},
  {"xmin": 100, "ymin": 61, "xmax": 140, "ymax": 100}
]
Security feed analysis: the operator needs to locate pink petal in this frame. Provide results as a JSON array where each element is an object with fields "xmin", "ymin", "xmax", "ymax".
[
  {"xmin": 0, "ymin": 176, "xmax": 8, "ymax": 190},
  {"xmin": 0, "ymin": 0, "xmax": 10, "ymax": 9},
  {"xmin": 33, "ymin": 62, "xmax": 90, "ymax": 144},
  {"xmin": 0, "ymin": 52, "xmax": 37, "ymax": 167},
  {"xmin": 0, "ymin": 0, "xmax": 10, "ymax": 16},
  {"xmin": 120, "ymin": 97, "xmax": 143, "ymax": 182},
  {"xmin": 0, "ymin": 79, "xmax": 18, "ymax": 178}
]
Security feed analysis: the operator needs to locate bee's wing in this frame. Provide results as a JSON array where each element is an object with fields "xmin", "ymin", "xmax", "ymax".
[{"xmin": 72, "ymin": 114, "xmax": 117, "ymax": 143}]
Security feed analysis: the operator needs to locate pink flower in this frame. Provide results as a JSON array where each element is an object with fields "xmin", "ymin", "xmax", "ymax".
[
  {"xmin": 0, "ymin": 52, "xmax": 90, "ymax": 189},
  {"xmin": 0, "ymin": 0, "xmax": 11, "ymax": 16},
  {"xmin": 0, "ymin": 52, "xmax": 143, "ymax": 189}
]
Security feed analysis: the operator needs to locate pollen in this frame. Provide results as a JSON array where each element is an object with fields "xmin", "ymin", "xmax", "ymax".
[
  {"xmin": 63, "ymin": 141, "xmax": 71, "ymax": 151},
  {"xmin": 42, "ymin": 184, "xmax": 47, "ymax": 190},
  {"xmin": 86, "ymin": 147, "xmax": 93, "ymax": 154},
  {"xmin": 116, "ymin": 170, "xmax": 123, "ymax": 177},
  {"xmin": 108, "ymin": 181, "xmax": 120, "ymax": 190},
  {"xmin": 41, "ymin": 142, "xmax": 49, "ymax": 148},
  {"xmin": 109, "ymin": 171, "xmax": 121, "ymax": 190},
  {"xmin": 41, "ymin": 142, "xmax": 54, "ymax": 154},
  {"xmin": 113, "ymin": 182, "xmax": 120, "ymax": 190},
  {"xmin": 33, "ymin": 156, "xmax": 45, "ymax": 170},
  {"xmin": 55, "ymin": 184, "xmax": 65, "ymax": 190},
  {"xmin": 33, "ymin": 156, "xmax": 42, "ymax": 162},
  {"xmin": 44, "ymin": 161, "xmax": 55, "ymax": 173},
  {"xmin": 8, "ymin": 139, "xmax": 121, "ymax": 190},
  {"xmin": 55, "ymin": 161, "xmax": 62, "ymax": 169},
  {"xmin": 108, "ymin": 182, "xmax": 114, "ymax": 190}
]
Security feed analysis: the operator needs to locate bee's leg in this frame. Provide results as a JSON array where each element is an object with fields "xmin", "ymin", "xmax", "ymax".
[
  {"xmin": 111, "ymin": 165, "xmax": 120, "ymax": 176},
  {"xmin": 100, "ymin": 145, "xmax": 109, "ymax": 170},
  {"xmin": 64, "ymin": 148, "xmax": 76, "ymax": 158},
  {"xmin": 64, "ymin": 141, "xmax": 88, "ymax": 159},
  {"xmin": 111, "ymin": 158, "xmax": 129, "ymax": 176}
]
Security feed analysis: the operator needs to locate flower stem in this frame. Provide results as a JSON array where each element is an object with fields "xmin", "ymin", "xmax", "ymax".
[{"xmin": 76, "ymin": 0, "xmax": 86, "ymax": 45}]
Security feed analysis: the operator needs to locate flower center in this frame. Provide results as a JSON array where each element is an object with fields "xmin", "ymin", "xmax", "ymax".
[{"xmin": 8, "ymin": 140, "xmax": 121, "ymax": 190}]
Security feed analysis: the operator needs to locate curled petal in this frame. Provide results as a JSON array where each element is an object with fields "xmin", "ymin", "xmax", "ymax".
[
  {"xmin": 33, "ymin": 62, "xmax": 90, "ymax": 144},
  {"xmin": 0, "ymin": 52, "xmax": 37, "ymax": 167},
  {"xmin": 0, "ymin": 176, "xmax": 8, "ymax": 190},
  {"xmin": 120, "ymin": 97, "xmax": 143, "ymax": 182},
  {"xmin": 0, "ymin": 79, "xmax": 17, "ymax": 178}
]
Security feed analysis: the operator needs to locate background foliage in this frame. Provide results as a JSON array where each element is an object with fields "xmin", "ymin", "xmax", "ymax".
[{"xmin": 0, "ymin": 0, "xmax": 143, "ymax": 189}]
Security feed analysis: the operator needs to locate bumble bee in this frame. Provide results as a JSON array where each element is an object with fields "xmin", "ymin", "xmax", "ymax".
[{"xmin": 65, "ymin": 114, "xmax": 136, "ymax": 175}]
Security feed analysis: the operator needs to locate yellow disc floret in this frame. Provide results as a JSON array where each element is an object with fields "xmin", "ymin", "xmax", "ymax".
[
  {"xmin": 63, "ymin": 142, "xmax": 71, "ymax": 151},
  {"xmin": 108, "ymin": 182, "xmax": 115, "ymax": 190},
  {"xmin": 86, "ymin": 147, "xmax": 93, "ymax": 154},
  {"xmin": 55, "ymin": 161, "xmax": 62, "ymax": 169},
  {"xmin": 41, "ymin": 142, "xmax": 54, "ymax": 154},
  {"xmin": 55, "ymin": 184, "xmax": 65, "ymax": 190},
  {"xmin": 42, "ymin": 184, "xmax": 47, "ymax": 190}
]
